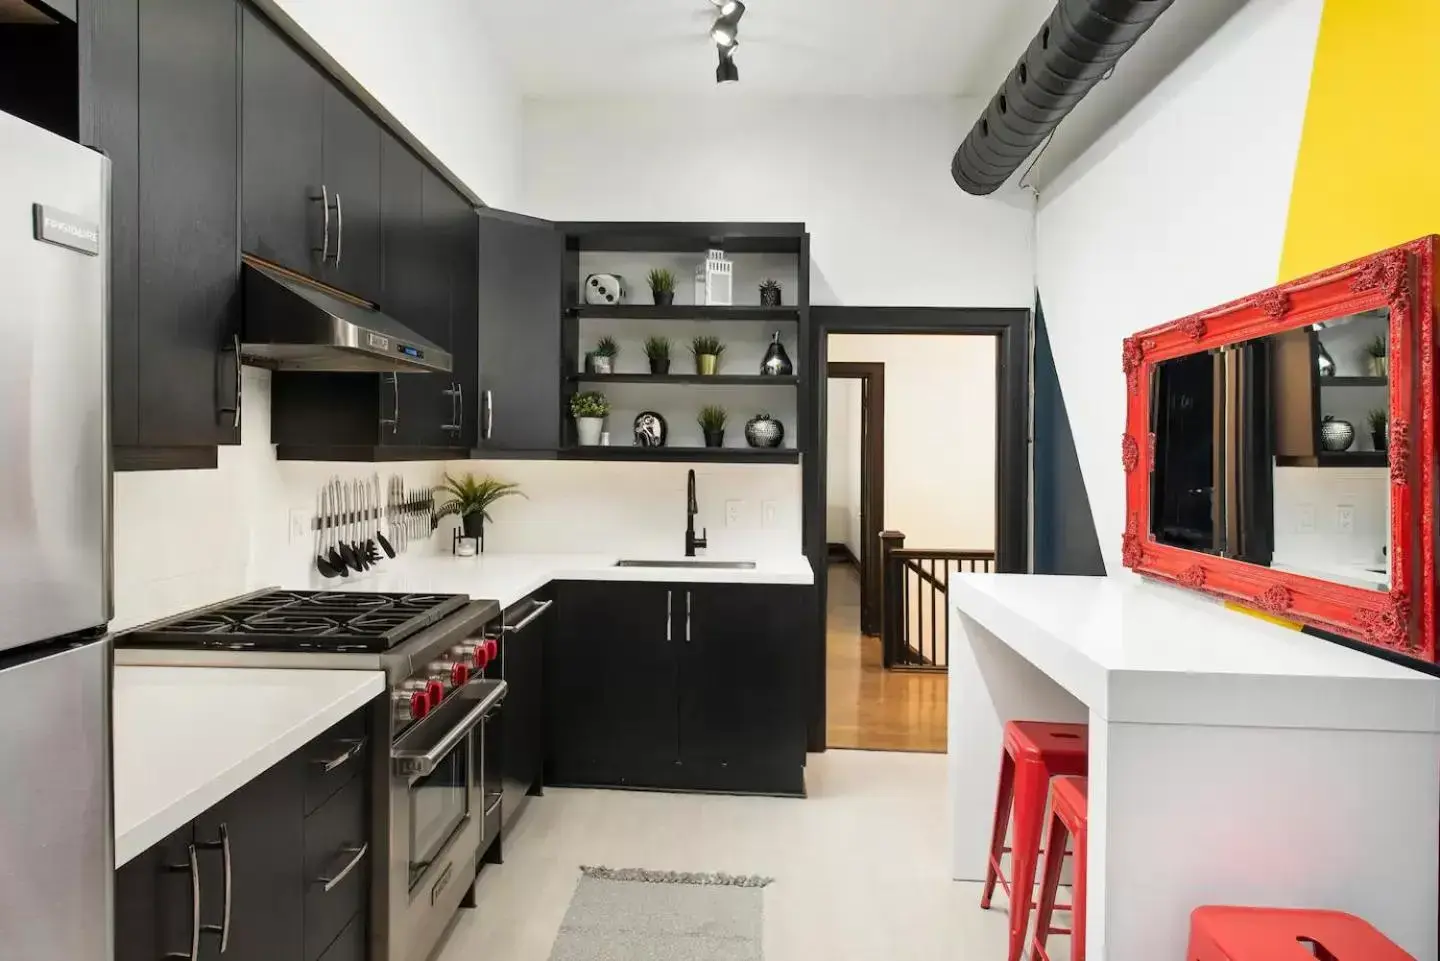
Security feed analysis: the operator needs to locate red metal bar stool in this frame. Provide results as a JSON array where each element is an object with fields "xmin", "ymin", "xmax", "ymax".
[
  {"xmin": 980, "ymin": 720, "xmax": 1088, "ymax": 961},
  {"xmin": 1032, "ymin": 776, "xmax": 1088, "ymax": 961},
  {"xmin": 1188, "ymin": 906, "xmax": 1415, "ymax": 961}
]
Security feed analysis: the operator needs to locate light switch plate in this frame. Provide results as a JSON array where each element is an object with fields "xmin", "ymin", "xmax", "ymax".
[
  {"xmin": 1337, "ymin": 504, "xmax": 1355, "ymax": 533},
  {"xmin": 288, "ymin": 508, "xmax": 309, "ymax": 544}
]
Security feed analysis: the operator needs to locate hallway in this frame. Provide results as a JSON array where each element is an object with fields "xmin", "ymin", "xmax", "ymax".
[{"xmin": 825, "ymin": 562, "xmax": 948, "ymax": 753}]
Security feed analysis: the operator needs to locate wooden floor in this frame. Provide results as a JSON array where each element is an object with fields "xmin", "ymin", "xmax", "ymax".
[{"xmin": 825, "ymin": 562, "xmax": 948, "ymax": 753}]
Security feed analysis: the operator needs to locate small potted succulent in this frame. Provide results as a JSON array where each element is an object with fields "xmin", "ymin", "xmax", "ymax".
[
  {"xmin": 1366, "ymin": 334, "xmax": 1388, "ymax": 378},
  {"xmin": 759, "ymin": 278, "xmax": 783, "ymax": 307},
  {"xmin": 570, "ymin": 391, "xmax": 609, "ymax": 446},
  {"xmin": 647, "ymin": 268, "xmax": 676, "ymax": 307},
  {"xmin": 586, "ymin": 335, "xmax": 619, "ymax": 375},
  {"xmin": 433, "ymin": 473, "xmax": 526, "ymax": 544},
  {"xmin": 691, "ymin": 335, "xmax": 726, "ymax": 376},
  {"xmin": 698, "ymin": 405, "xmax": 728, "ymax": 448},
  {"xmin": 1369, "ymin": 407, "xmax": 1389, "ymax": 451},
  {"xmin": 644, "ymin": 335, "xmax": 671, "ymax": 375}
]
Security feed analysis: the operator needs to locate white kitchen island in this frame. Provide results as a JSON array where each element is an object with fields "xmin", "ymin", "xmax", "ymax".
[{"xmin": 947, "ymin": 574, "xmax": 1440, "ymax": 961}]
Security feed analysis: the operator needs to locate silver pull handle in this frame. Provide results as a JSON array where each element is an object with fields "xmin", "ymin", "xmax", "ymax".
[
  {"xmin": 392, "ymin": 682, "xmax": 508, "ymax": 776},
  {"xmin": 503, "ymin": 599, "xmax": 553, "ymax": 634},
  {"xmin": 217, "ymin": 334, "xmax": 242, "ymax": 431},
  {"xmin": 197, "ymin": 824, "xmax": 232, "ymax": 952},
  {"xmin": 165, "ymin": 844, "xmax": 201, "ymax": 960},
  {"xmin": 315, "ymin": 843, "xmax": 369, "ymax": 893},
  {"xmin": 484, "ymin": 389, "xmax": 494, "ymax": 440},
  {"xmin": 686, "ymin": 591, "xmax": 692, "ymax": 643},
  {"xmin": 311, "ymin": 185, "xmax": 331, "ymax": 264},
  {"xmin": 441, "ymin": 384, "xmax": 462, "ymax": 432},
  {"xmin": 334, "ymin": 191, "xmax": 343, "ymax": 267},
  {"xmin": 455, "ymin": 382, "xmax": 463, "ymax": 434},
  {"xmin": 379, "ymin": 373, "xmax": 400, "ymax": 433},
  {"xmin": 313, "ymin": 737, "xmax": 367, "ymax": 773},
  {"xmin": 666, "ymin": 591, "xmax": 672, "ymax": 642}
]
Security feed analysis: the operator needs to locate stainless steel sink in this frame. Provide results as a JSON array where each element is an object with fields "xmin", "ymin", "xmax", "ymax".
[{"xmin": 614, "ymin": 559, "xmax": 758, "ymax": 569}]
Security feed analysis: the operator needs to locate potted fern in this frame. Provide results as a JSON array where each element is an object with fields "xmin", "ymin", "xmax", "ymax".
[
  {"xmin": 587, "ymin": 335, "xmax": 619, "ymax": 375},
  {"xmin": 644, "ymin": 335, "xmax": 671, "ymax": 375},
  {"xmin": 570, "ymin": 391, "xmax": 609, "ymax": 446},
  {"xmin": 759, "ymin": 278, "xmax": 782, "ymax": 307},
  {"xmin": 647, "ymin": 268, "xmax": 676, "ymax": 307},
  {"xmin": 698, "ymin": 404, "xmax": 728, "ymax": 448},
  {"xmin": 691, "ymin": 334, "xmax": 726, "ymax": 376},
  {"xmin": 434, "ymin": 473, "xmax": 526, "ymax": 544},
  {"xmin": 1369, "ymin": 407, "xmax": 1388, "ymax": 451},
  {"xmin": 1366, "ymin": 334, "xmax": 1388, "ymax": 378}
]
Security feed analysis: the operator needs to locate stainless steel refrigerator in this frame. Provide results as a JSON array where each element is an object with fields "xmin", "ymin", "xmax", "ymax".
[{"xmin": 0, "ymin": 107, "xmax": 113, "ymax": 961}]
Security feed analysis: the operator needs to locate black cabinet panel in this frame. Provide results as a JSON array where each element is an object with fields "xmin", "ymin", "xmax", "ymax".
[
  {"xmin": 502, "ymin": 593, "xmax": 549, "ymax": 825},
  {"xmin": 548, "ymin": 581, "xmax": 679, "ymax": 785},
  {"xmin": 136, "ymin": 0, "xmax": 239, "ymax": 447},
  {"xmin": 321, "ymin": 85, "xmax": 381, "ymax": 302},
  {"xmin": 475, "ymin": 209, "xmax": 562, "ymax": 452},
  {"xmin": 115, "ymin": 823, "xmax": 194, "ymax": 961},
  {"xmin": 446, "ymin": 192, "xmax": 479, "ymax": 448},
  {"xmin": 302, "ymin": 777, "xmax": 368, "ymax": 961},
  {"xmin": 240, "ymin": 6, "xmax": 322, "ymax": 275},
  {"xmin": 193, "ymin": 755, "xmax": 306, "ymax": 961}
]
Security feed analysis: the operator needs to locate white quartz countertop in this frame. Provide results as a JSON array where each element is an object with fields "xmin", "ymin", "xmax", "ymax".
[
  {"xmin": 113, "ymin": 667, "xmax": 384, "ymax": 867},
  {"xmin": 950, "ymin": 573, "xmax": 1440, "ymax": 731},
  {"xmin": 302, "ymin": 553, "xmax": 814, "ymax": 608}
]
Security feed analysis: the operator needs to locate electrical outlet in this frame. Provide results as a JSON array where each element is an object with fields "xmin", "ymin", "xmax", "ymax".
[
  {"xmin": 288, "ymin": 508, "xmax": 309, "ymax": 544},
  {"xmin": 762, "ymin": 501, "xmax": 778, "ymax": 529},
  {"xmin": 1337, "ymin": 504, "xmax": 1355, "ymax": 533},
  {"xmin": 1297, "ymin": 504, "xmax": 1316, "ymax": 533},
  {"xmin": 725, "ymin": 500, "xmax": 743, "ymax": 529}
]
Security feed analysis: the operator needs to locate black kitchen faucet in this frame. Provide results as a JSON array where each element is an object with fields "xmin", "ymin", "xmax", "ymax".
[{"xmin": 685, "ymin": 469, "xmax": 707, "ymax": 557}]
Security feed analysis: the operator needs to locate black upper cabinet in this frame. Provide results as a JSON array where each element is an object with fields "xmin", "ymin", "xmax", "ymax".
[
  {"xmin": 135, "ymin": 0, "xmax": 241, "ymax": 449},
  {"xmin": 475, "ymin": 209, "xmax": 562, "ymax": 453},
  {"xmin": 240, "ymin": 6, "xmax": 322, "ymax": 276},
  {"xmin": 321, "ymin": 86, "xmax": 381, "ymax": 302}
]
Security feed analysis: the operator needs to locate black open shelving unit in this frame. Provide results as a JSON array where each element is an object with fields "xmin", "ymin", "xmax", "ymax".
[
  {"xmin": 560, "ymin": 446, "xmax": 800, "ymax": 464},
  {"xmin": 1276, "ymin": 451, "xmax": 1388, "ymax": 468},
  {"xmin": 568, "ymin": 305, "xmax": 800, "ymax": 322},
  {"xmin": 1320, "ymin": 375, "xmax": 1387, "ymax": 387},
  {"xmin": 567, "ymin": 373, "xmax": 799, "ymax": 386}
]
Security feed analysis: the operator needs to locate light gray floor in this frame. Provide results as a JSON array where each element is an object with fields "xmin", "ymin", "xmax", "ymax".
[{"xmin": 433, "ymin": 750, "xmax": 1068, "ymax": 961}]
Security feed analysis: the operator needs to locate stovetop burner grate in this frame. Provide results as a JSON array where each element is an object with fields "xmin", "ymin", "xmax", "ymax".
[{"xmin": 118, "ymin": 589, "xmax": 471, "ymax": 652}]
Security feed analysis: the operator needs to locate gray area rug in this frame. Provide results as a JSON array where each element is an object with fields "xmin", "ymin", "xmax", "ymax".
[{"xmin": 547, "ymin": 866, "xmax": 773, "ymax": 961}]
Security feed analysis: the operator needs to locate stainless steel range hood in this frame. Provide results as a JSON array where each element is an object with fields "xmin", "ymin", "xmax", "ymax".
[{"xmin": 241, "ymin": 260, "xmax": 452, "ymax": 374}]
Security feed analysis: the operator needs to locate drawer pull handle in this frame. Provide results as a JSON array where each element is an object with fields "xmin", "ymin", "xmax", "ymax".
[
  {"xmin": 164, "ymin": 844, "xmax": 200, "ymax": 960},
  {"xmin": 313, "ymin": 737, "xmax": 367, "ymax": 773},
  {"xmin": 315, "ymin": 843, "xmax": 369, "ymax": 893}
]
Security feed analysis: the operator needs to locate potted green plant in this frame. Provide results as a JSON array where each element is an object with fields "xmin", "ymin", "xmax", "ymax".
[
  {"xmin": 647, "ymin": 268, "xmax": 676, "ymax": 307},
  {"xmin": 587, "ymin": 335, "xmax": 619, "ymax": 375},
  {"xmin": 570, "ymin": 391, "xmax": 609, "ymax": 446},
  {"xmin": 644, "ymin": 335, "xmax": 671, "ymax": 375},
  {"xmin": 759, "ymin": 278, "xmax": 782, "ymax": 307},
  {"xmin": 1366, "ymin": 334, "xmax": 1388, "ymax": 378},
  {"xmin": 433, "ymin": 473, "xmax": 526, "ymax": 543},
  {"xmin": 1368, "ymin": 407, "xmax": 1389, "ymax": 451},
  {"xmin": 691, "ymin": 335, "xmax": 726, "ymax": 376},
  {"xmin": 698, "ymin": 404, "xmax": 728, "ymax": 448}
]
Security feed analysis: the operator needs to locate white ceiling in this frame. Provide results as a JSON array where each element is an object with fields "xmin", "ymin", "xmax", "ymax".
[{"xmin": 484, "ymin": 0, "xmax": 1056, "ymax": 98}]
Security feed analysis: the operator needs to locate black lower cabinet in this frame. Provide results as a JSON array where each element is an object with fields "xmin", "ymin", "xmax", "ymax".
[
  {"xmin": 546, "ymin": 580, "xmax": 808, "ymax": 795},
  {"xmin": 501, "ymin": 591, "xmax": 550, "ymax": 826},
  {"xmin": 115, "ymin": 707, "xmax": 372, "ymax": 961}
]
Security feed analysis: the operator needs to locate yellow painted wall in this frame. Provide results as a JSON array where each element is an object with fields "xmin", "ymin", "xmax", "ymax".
[{"xmin": 1279, "ymin": 0, "xmax": 1440, "ymax": 281}]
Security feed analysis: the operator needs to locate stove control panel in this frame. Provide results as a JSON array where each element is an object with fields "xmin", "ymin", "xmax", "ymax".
[{"xmin": 393, "ymin": 680, "xmax": 431, "ymax": 723}]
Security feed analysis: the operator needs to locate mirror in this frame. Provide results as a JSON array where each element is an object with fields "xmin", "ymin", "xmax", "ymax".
[{"xmin": 1149, "ymin": 308, "xmax": 1391, "ymax": 592}]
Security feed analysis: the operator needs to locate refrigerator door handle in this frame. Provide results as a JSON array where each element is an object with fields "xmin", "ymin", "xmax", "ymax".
[{"xmin": 165, "ymin": 843, "xmax": 202, "ymax": 960}]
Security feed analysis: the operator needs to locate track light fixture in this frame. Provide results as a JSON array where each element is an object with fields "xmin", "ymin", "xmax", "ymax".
[
  {"xmin": 715, "ymin": 44, "xmax": 739, "ymax": 84},
  {"xmin": 710, "ymin": 17, "xmax": 737, "ymax": 47},
  {"xmin": 717, "ymin": 0, "xmax": 745, "ymax": 19}
]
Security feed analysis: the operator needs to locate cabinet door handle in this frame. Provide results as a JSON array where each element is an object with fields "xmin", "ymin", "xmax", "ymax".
[
  {"xmin": 484, "ymin": 389, "xmax": 494, "ymax": 440},
  {"xmin": 379, "ymin": 373, "xmax": 400, "ymax": 433},
  {"xmin": 503, "ymin": 598, "xmax": 553, "ymax": 634},
  {"xmin": 455, "ymin": 383, "xmax": 463, "ymax": 434},
  {"xmin": 315, "ymin": 842, "xmax": 369, "ymax": 893},
  {"xmin": 164, "ymin": 844, "xmax": 201, "ymax": 961},
  {"xmin": 314, "ymin": 736, "xmax": 367, "ymax": 773},
  {"xmin": 686, "ymin": 591, "xmax": 692, "ymax": 643},
  {"xmin": 311, "ymin": 185, "xmax": 331, "ymax": 264},
  {"xmin": 334, "ymin": 191, "xmax": 344, "ymax": 268},
  {"xmin": 197, "ymin": 824, "xmax": 232, "ymax": 952},
  {"xmin": 217, "ymin": 334, "xmax": 242, "ymax": 432},
  {"xmin": 666, "ymin": 591, "xmax": 672, "ymax": 642}
]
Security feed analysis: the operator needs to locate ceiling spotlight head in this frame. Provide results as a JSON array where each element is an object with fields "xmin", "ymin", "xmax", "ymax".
[
  {"xmin": 710, "ymin": 17, "xmax": 738, "ymax": 47},
  {"xmin": 715, "ymin": 46, "xmax": 739, "ymax": 84},
  {"xmin": 718, "ymin": 0, "xmax": 745, "ymax": 18}
]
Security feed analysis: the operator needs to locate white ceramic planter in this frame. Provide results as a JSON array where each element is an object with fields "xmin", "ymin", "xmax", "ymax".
[{"xmin": 575, "ymin": 417, "xmax": 604, "ymax": 446}]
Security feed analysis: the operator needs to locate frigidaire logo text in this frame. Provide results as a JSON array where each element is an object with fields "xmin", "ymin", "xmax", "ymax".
[{"xmin": 44, "ymin": 217, "xmax": 99, "ymax": 244}]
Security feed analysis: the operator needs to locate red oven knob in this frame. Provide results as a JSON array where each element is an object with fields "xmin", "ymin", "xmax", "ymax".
[
  {"xmin": 450, "ymin": 661, "xmax": 470, "ymax": 687},
  {"xmin": 409, "ymin": 690, "xmax": 429, "ymax": 721},
  {"xmin": 484, "ymin": 638, "xmax": 499, "ymax": 662},
  {"xmin": 426, "ymin": 679, "xmax": 445, "ymax": 707},
  {"xmin": 472, "ymin": 646, "xmax": 491, "ymax": 670}
]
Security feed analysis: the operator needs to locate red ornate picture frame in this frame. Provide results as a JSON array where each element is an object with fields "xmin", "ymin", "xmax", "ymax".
[{"xmin": 1122, "ymin": 235, "xmax": 1436, "ymax": 665}]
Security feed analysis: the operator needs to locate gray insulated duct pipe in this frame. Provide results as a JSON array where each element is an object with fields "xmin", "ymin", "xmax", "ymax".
[{"xmin": 951, "ymin": 0, "xmax": 1175, "ymax": 195}]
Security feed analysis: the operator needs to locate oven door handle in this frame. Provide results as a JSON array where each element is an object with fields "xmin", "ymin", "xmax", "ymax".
[{"xmin": 392, "ymin": 682, "xmax": 507, "ymax": 776}]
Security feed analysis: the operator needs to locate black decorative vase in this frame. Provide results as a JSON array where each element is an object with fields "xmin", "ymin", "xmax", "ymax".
[
  {"xmin": 760, "ymin": 285, "xmax": 782, "ymax": 307},
  {"xmin": 653, "ymin": 290, "xmax": 674, "ymax": 306},
  {"xmin": 703, "ymin": 428, "xmax": 725, "ymax": 449},
  {"xmin": 1373, "ymin": 430, "xmax": 1388, "ymax": 452},
  {"xmin": 649, "ymin": 358, "xmax": 671, "ymax": 375},
  {"xmin": 744, "ymin": 414, "xmax": 784, "ymax": 448},
  {"xmin": 634, "ymin": 411, "xmax": 668, "ymax": 447},
  {"xmin": 760, "ymin": 331, "xmax": 793, "ymax": 376},
  {"xmin": 461, "ymin": 512, "xmax": 484, "ymax": 539}
]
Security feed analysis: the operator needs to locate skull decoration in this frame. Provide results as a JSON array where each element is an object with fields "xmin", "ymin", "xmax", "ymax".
[{"xmin": 633, "ymin": 411, "xmax": 668, "ymax": 448}]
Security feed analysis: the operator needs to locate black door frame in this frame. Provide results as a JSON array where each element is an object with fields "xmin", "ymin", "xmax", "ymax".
[
  {"xmin": 825, "ymin": 362, "xmax": 886, "ymax": 636},
  {"xmin": 803, "ymin": 306, "xmax": 1031, "ymax": 752}
]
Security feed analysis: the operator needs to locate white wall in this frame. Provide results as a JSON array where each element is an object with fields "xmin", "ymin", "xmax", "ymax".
[
  {"xmin": 276, "ymin": 0, "xmax": 522, "ymax": 206},
  {"xmin": 828, "ymin": 334, "xmax": 997, "ymax": 551},
  {"xmin": 825, "ymin": 378, "xmax": 861, "ymax": 551},
  {"xmin": 1035, "ymin": 0, "xmax": 1325, "ymax": 574},
  {"xmin": 522, "ymin": 96, "xmax": 1035, "ymax": 309}
]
